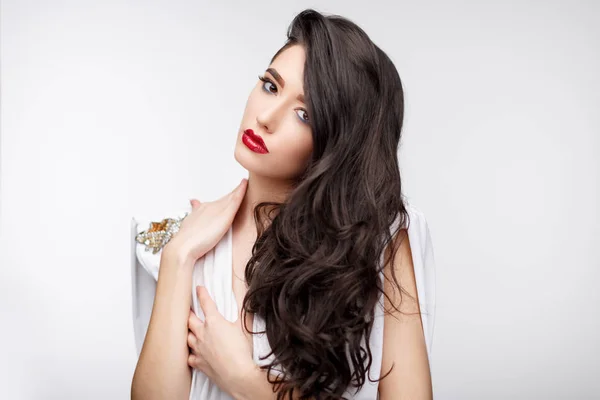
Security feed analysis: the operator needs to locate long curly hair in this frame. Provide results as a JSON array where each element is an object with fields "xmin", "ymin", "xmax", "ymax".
[{"xmin": 242, "ymin": 8, "xmax": 412, "ymax": 399}]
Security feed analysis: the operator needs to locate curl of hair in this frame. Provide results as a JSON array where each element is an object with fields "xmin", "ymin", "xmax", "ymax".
[{"xmin": 242, "ymin": 8, "xmax": 412, "ymax": 399}]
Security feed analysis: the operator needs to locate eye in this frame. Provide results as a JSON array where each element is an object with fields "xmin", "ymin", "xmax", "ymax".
[
  {"xmin": 258, "ymin": 75, "xmax": 277, "ymax": 94},
  {"xmin": 295, "ymin": 108, "xmax": 310, "ymax": 124}
]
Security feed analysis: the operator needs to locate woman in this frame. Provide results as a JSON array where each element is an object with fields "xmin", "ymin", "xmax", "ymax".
[{"xmin": 131, "ymin": 8, "xmax": 436, "ymax": 400}]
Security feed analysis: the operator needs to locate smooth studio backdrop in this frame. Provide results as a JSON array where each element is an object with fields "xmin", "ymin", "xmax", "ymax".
[{"xmin": 1, "ymin": 1, "xmax": 599, "ymax": 399}]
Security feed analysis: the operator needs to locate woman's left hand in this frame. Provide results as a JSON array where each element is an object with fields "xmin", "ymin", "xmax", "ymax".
[{"xmin": 187, "ymin": 285, "xmax": 256, "ymax": 395}]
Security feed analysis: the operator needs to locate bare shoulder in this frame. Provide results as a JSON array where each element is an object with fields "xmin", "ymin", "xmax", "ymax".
[
  {"xmin": 382, "ymin": 229, "xmax": 419, "ymax": 314},
  {"xmin": 378, "ymin": 228, "xmax": 433, "ymax": 399}
]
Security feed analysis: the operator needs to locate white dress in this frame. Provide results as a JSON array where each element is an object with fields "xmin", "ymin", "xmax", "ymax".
[{"xmin": 131, "ymin": 203, "xmax": 436, "ymax": 399}]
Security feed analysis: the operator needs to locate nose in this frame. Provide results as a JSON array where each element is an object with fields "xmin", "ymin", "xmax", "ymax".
[{"xmin": 256, "ymin": 101, "xmax": 285, "ymax": 134}]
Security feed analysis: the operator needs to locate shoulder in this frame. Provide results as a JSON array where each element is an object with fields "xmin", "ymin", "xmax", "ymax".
[
  {"xmin": 383, "ymin": 203, "xmax": 436, "ymax": 345},
  {"xmin": 404, "ymin": 203, "xmax": 435, "ymax": 263},
  {"xmin": 132, "ymin": 205, "xmax": 191, "ymax": 280},
  {"xmin": 383, "ymin": 203, "xmax": 434, "ymax": 289},
  {"xmin": 378, "ymin": 204, "xmax": 435, "ymax": 398},
  {"xmin": 381, "ymin": 217, "xmax": 418, "ymax": 317}
]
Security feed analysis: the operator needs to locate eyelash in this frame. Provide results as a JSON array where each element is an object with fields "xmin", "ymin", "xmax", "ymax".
[{"xmin": 258, "ymin": 74, "xmax": 309, "ymax": 124}]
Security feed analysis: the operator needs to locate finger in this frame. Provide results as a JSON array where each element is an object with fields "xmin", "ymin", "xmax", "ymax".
[
  {"xmin": 187, "ymin": 330, "xmax": 197, "ymax": 352},
  {"xmin": 236, "ymin": 178, "xmax": 248, "ymax": 193},
  {"xmin": 197, "ymin": 286, "xmax": 219, "ymax": 319},
  {"xmin": 226, "ymin": 178, "xmax": 247, "ymax": 198},
  {"xmin": 190, "ymin": 199, "xmax": 202, "ymax": 209},
  {"xmin": 228, "ymin": 179, "xmax": 248, "ymax": 205},
  {"xmin": 188, "ymin": 309, "xmax": 203, "ymax": 336},
  {"xmin": 233, "ymin": 178, "xmax": 247, "ymax": 193},
  {"xmin": 212, "ymin": 184, "xmax": 239, "ymax": 208},
  {"xmin": 188, "ymin": 353, "xmax": 203, "ymax": 369},
  {"xmin": 188, "ymin": 350, "xmax": 209, "ymax": 371}
]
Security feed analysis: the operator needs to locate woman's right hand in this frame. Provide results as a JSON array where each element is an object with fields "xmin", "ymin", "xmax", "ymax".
[{"xmin": 164, "ymin": 178, "xmax": 248, "ymax": 263}]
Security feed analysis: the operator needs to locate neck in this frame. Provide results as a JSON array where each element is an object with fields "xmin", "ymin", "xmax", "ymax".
[{"xmin": 233, "ymin": 172, "xmax": 295, "ymax": 234}]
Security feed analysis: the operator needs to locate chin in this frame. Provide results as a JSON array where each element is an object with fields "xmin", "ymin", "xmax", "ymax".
[
  {"xmin": 234, "ymin": 144, "xmax": 267, "ymax": 175},
  {"xmin": 234, "ymin": 143, "xmax": 305, "ymax": 181}
]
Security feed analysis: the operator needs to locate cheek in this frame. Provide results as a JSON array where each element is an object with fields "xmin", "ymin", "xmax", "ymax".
[{"xmin": 272, "ymin": 130, "xmax": 313, "ymax": 172}]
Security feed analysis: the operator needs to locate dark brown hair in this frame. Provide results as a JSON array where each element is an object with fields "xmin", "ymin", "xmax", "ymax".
[{"xmin": 242, "ymin": 8, "xmax": 412, "ymax": 399}]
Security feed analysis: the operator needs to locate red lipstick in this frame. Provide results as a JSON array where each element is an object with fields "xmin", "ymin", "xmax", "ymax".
[{"xmin": 242, "ymin": 129, "xmax": 269, "ymax": 154}]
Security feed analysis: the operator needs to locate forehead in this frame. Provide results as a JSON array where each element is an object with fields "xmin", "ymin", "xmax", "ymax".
[{"xmin": 269, "ymin": 45, "xmax": 306, "ymax": 86}]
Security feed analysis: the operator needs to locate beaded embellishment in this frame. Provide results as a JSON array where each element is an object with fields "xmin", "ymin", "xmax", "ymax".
[{"xmin": 135, "ymin": 213, "xmax": 188, "ymax": 254}]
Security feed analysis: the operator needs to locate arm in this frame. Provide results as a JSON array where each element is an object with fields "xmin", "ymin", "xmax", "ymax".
[
  {"xmin": 132, "ymin": 179, "xmax": 248, "ymax": 399},
  {"xmin": 131, "ymin": 243, "xmax": 195, "ymax": 400},
  {"xmin": 378, "ymin": 229, "xmax": 433, "ymax": 399}
]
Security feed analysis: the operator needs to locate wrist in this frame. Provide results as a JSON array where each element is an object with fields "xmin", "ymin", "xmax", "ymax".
[
  {"xmin": 231, "ymin": 364, "xmax": 272, "ymax": 400},
  {"xmin": 162, "ymin": 238, "xmax": 197, "ymax": 267}
]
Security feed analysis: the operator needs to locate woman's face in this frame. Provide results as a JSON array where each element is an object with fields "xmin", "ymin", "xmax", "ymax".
[{"xmin": 234, "ymin": 44, "xmax": 313, "ymax": 181}]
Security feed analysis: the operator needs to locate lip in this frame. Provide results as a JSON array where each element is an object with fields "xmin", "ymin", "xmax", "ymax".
[{"xmin": 242, "ymin": 129, "xmax": 269, "ymax": 154}]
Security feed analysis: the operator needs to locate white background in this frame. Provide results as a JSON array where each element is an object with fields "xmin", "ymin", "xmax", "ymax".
[{"xmin": 1, "ymin": 1, "xmax": 598, "ymax": 399}]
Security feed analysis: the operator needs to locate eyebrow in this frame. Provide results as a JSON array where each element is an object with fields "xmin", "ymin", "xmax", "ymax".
[{"xmin": 266, "ymin": 67, "xmax": 305, "ymax": 104}]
